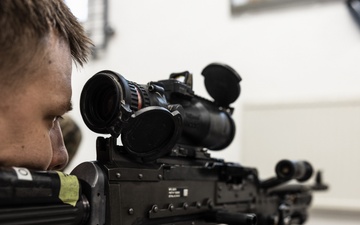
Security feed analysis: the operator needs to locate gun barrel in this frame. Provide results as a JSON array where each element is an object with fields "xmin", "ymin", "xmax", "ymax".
[
  {"xmin": 276, "ymin": 160, "xmax": 313, "ymax": 182},
  {"xmin": 0, "ymin": 167, "xmax": 90, "ymax": 225}
]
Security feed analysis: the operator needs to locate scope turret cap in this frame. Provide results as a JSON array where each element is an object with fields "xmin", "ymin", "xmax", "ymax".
[{"xmin": 201, "ymin": 63, "xmax": 241, "ymax": 107}]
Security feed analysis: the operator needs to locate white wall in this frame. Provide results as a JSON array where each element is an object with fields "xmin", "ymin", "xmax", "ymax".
[
  {"xmin": 66, "ymin": 1, "xmax": 360, "ymax": 224},
  {"xmin": 242, "ymin": 101, "xmax": 360, "ymax": 224}
]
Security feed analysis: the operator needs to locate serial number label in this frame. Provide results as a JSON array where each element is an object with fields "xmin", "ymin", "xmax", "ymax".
[{"xmin": 168, "ymin": 187, "xmax": 188, "ymax": 198}]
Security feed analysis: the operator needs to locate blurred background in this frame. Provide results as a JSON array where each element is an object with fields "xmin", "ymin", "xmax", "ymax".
[{"xmin": 64, "ymin": 1, "xmax": 360, "ymax": 224}]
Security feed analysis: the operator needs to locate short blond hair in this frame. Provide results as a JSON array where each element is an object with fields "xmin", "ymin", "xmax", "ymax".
[{"xmin": 0, "ymin": 0, "xmax": 92, "ymax": 76}]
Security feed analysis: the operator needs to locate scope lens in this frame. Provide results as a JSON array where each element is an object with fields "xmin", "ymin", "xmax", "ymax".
[
  {"xmin": 80, "ymin": 73, "xmax": 122, "ymax": 133},
  {"xmin": 96, "ymin": 86, "xmax": 117, "ymax": 121}
]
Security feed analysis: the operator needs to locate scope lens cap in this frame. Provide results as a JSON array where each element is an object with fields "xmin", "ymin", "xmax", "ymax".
[
  {"xmin": 201, "ymin": 63, "xmax": 241, "ymax": 107},
  {"xmin": 121, "ymin": 106, "xmax": 182, "ymax": 162}
]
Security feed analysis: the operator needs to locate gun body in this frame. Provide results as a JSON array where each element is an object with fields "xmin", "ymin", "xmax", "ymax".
[
  {"xmin": 70, "ymin": 137, "xmax": 312, "ymax": 225},
  {"xmin": 0, "ymin": 150, "xmax": 313, "ymax": 225}
]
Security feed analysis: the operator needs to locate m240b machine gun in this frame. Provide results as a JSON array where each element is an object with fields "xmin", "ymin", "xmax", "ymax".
[{"xmin": 0, "ymin": 63, "xmax": 327, "ymax": 225}]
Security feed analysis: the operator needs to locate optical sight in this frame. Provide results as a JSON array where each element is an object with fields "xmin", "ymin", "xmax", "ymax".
[{"xmin": 80, "ymin": 63, "xmax": 241, "ymax": 161}]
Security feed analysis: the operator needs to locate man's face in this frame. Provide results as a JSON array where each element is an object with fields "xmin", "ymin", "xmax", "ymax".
[{"xmin": 0, "ymin": 33, "xmax": 72, "ymax": 170}]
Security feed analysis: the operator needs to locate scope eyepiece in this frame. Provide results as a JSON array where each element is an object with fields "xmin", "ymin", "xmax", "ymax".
[
  {"xmin": 80, "ymin": 70, "xmax": 182, "ymax": 162},
  {"xmin": 80, "ymin": 70, "xmax": 140, "ymax": 135}
]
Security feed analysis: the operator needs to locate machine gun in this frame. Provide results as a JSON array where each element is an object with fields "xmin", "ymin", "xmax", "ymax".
[{"xmin": 0, "ymin": 63, "xmax": 327, "ymax": 225}]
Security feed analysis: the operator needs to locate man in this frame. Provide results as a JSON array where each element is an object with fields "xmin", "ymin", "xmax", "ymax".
[{"xmin": 0, "ymin": 0, "xmax": 92, "ymax": 171}]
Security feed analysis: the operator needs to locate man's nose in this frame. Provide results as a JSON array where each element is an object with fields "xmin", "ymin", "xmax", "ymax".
[{"xmin": 48, "ymin": 120, "xmax": 69, "ymax": 170}]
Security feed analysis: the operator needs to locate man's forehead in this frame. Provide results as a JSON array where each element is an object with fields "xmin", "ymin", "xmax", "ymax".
[{"xmin": 32, "ymin": 32, "xmax": 73, "ymax": 114}]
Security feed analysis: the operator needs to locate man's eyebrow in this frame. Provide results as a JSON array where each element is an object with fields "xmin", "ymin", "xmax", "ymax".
[{"xmin": 58, "ymin": 101, "xmax": 73, "ymax": 114}]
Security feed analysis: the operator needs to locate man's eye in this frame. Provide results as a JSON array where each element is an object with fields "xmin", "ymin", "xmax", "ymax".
[
  {"xmin": 50, "ymin": 116, "xmax": 64, "ymax": 129},
  {"xmin": 54, "ymin": 116, "xmax": 64, "ymax": 122}
]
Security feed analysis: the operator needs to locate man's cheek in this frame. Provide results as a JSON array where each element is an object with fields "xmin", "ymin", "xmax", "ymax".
[{"xmin": 31, "ymin": 131, "xmax": 54, "ymax": 170}]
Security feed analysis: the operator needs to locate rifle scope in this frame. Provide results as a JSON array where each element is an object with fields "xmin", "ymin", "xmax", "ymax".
[{"xmin": 80, "ymin": 63, "xmax": 241, "ymax": 161}]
